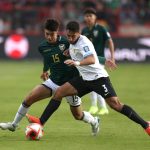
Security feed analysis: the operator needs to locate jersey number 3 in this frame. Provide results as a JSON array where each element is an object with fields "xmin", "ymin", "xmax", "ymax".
[{"xmin": 52, "ymin": 54, "xmax": 60, "ymax": 63}]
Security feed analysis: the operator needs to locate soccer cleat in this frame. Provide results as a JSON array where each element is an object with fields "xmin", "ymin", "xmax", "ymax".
[
  {"xmin": 88, "ymin": 106, "xmax": 98, "ymax": 115},
  {"xmin": 0, "ymin": 122, "xmax": 17, "ymax": 132},
  {"xmin": 91, "ymin": 116, "xmax": 100, "ymax": 136},
  {"xmin": 98, "ymin": 107, "xmax": 109, "ymax": 115},
  {"xmin": 26, "ymin": 114, "xmax": 42, "ymax": 125},
  {"xmin": 145, "ymin": 122, "xmax": 150, "ymax": 136}
]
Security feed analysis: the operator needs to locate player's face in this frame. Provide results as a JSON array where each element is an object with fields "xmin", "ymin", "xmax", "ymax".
[
  {"xmin": 66, "ymin": 30, "xmax": 80, "ymax": 44},
  {"xmin": 44, "ymin": 29, "xmax": 58, "ymax": 43},
  {"xmin": 84, "ymin": 14, "xmax": 96, "ymax": 26}
]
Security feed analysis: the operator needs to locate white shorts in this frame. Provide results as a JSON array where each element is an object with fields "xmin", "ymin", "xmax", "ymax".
[{"xmin": 42, "ymin": 78, "xmax": 81, "ymax": 106}]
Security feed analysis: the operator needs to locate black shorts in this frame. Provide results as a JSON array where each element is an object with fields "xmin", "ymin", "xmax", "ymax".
[{"xmin": 68, "ymin": 76, "xmax": 117, "ymax": 99}]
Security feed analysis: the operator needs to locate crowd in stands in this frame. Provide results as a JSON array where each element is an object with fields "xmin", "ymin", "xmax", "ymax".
[{"xmin": 0, "ymin": 0, "xmax": 150, "ymax": 35}]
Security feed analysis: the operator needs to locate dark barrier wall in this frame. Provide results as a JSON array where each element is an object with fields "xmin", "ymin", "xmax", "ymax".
[{"xmin": 0, "ymin": 34, "xmax": 150, "ymax": 62}]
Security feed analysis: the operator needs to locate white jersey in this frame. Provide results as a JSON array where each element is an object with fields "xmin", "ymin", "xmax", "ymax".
[{"xmin": 69, "ymin": 35, "xmax": 108, "ymax": 81}]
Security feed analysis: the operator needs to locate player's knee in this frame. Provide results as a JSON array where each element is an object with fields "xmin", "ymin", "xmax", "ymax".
[
  {"xmin": 24, "ymin": 93, "xmax": 36, "ymax": 106},
  {"xmin": 73, "ymin": 112, "xmax": 83, "ymax": 120},
  {"xmin": 53, "ymin": 88, "xmax": 64, "ymax": 100},
  {"xmin": 106, "ymin": 97, "xmax": 122, "ymax": 111}
]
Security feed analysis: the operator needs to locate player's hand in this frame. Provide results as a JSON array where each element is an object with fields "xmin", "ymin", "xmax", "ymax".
[
  {"xmin": 63, "ymin": 50, "xmax": 70, "ymax": 57},
  {"xmin": 64, "ymin": 59, "xmax": 79, "ymax": 66},
  {"xmin": 40, "ymin": 72, "xmax": 49, "ymax": 81},
  {"xmin": 105, "ymin": 59, "xmax": 117, "ymax": 71}
]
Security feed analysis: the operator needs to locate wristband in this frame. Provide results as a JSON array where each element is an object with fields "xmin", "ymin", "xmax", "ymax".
[{"xmin": 74, "ymin": 61, "xmax": 80, "ymax": 66}]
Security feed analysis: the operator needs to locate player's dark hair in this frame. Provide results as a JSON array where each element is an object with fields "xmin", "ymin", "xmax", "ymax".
[
  {"xmin": 66, "ymin": 21, "xmax": 80, "ymax": 32},
  {"xmin": 44, "ymin": 19, "xmax": 59, "ymax": 31},
  {"xmin": 84, "ymin": 8, "xmax": 97, "ymax": 15}
]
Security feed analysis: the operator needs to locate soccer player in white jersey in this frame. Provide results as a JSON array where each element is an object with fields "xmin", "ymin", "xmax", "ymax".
[{"xmin": 19, "ymin": 21, "xmax": 150, "ymax": 136}]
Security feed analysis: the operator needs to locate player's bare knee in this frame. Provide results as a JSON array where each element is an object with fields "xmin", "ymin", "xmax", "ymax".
[
  {"xmin": 24, "ymin": 93, "xmax": 35, "ymax": 106},
  {"xmin": 106, "ymin": 97, "xmax": 122, "ymax": 111},
  {"xmin": 73, "ymin": 113, "xmax": 83, "ymax": 120},
  {"xmin": 53, "ymin": 88, "xmax": 64, "ymax": 100}
]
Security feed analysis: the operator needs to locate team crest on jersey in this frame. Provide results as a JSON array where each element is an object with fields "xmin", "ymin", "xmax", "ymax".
[
  {"xmin": 59, "ymin": 44, "xmax": 65, "ymax": 51},
  {"xmin": 93, "ymin": 30, "xmax": 99, "ymax": 37}
]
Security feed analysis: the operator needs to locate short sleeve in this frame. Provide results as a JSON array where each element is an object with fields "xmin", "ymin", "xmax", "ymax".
[
  {"xmin": 81, "ymin": 45, "xmax": 94, "ymax": 58},
  {"xmin": 101, "ymin": 27, "xmax": 111, "ymax": 41}
]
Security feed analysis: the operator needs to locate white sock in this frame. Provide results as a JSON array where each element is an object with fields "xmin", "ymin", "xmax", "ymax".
[
  {"xmin": 82, "ymin": 111, "xmax": 95, "ymax": 125},
  {"xmin": 97, "ymin": 94, "xmax": 107, "ymax": 109},
  {"xmin": 90, "ymin": 92, "xmax": 97, "ymax": 107},
  {"xmin": 12, "ymin": 103, "xmax": 29, "ymax": 126}
]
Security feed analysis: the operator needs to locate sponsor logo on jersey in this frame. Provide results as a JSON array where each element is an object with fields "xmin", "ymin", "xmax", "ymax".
[
  {"xmin": 59, "ymin": 44, "xmax": 65, "ymax": 51},
  {"xmin": 93, "ymin": 30, "xmax": 99, "ymax": 37}
]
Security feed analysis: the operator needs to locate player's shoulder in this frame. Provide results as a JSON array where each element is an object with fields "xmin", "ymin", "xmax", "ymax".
[
  {"xmin": 82, "ymin": 26, "xmax": 89, "ymax": 33},
  {"xmin": 79, "ymin": 35, "xmax": 90, "ymax": 44},
  {"xmin": 58, "ymin": 35, "xmax": 69, "ymax": 44},
  {"xmin": 38, "ymin": 39, "xmax": 47, "ymax": 48},
  {"xmin": 78, "ymin": 35, "xmax": 93, "ymax": 48},
  {"xmin": 38, "ymin": 39, "xmax": 48, "ymax": 52},
  {"xmin": 96, "ymin": 24, "xmax": 107, "ymax": 31}
]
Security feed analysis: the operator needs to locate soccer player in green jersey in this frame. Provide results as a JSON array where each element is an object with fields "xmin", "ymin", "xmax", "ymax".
[
  {"xmin": 0, "ymin": 19, "xmax": 115, "ymax": 136},
  {"xmin": 82, "ymin": 8, "xmax": 115, "ymax": 115}
]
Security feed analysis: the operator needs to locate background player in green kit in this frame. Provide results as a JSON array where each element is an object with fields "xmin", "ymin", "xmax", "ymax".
[{"xmin": 82, "ymin": 8, "xmax": 115, "ymax": 115}]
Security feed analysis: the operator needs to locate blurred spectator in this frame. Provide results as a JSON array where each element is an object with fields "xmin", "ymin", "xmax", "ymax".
[{"xmin": 0, "ymin": 0, "xmax": 149, "ymax": 36}]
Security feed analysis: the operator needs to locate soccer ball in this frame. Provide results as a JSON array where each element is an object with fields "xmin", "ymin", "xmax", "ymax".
[{"xmin": 25, "ymin": 123, "xmax": 44, "ymax": 140}]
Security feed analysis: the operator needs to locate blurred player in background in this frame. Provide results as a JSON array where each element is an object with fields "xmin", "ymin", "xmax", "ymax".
[{"xmin": 82, "ymin": 8, "xmax": 115, "ymax": 115}]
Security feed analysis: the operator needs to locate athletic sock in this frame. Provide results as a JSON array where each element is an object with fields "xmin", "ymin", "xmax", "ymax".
[
  {"xmin": 12, "ymin": 101, "xmax": 30, "ymax": 126},
  {"xmin": 40, "ymin": 99, "xmax": 61, "ymax": 125},
  {"xmin": 120, "ymin": 105, "xmax": 148, "ymax": 129},
  {"xmin": 90, "ymin": 92, "xmax": 97, "ymax": 106},
  {"xmin": 82, "ymin": 111, "xmax": 96, "ymax": 125},
  {"xmin": 97, "ymin": 94, "xmax": 107, "ymax": 108}
]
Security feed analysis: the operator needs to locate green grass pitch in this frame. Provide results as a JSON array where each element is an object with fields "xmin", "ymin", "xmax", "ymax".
[{"xmin": 0, "ymin": 61, "xmax": 150, "ymax": 150}]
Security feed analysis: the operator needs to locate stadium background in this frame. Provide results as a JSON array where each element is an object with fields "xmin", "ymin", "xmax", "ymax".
[
  {"xmin": 0, "ymin": 0, "xmax": 150, "ymax": 61},
  {"xmin": 0, "ymin": 1, "xmax": 150, "ymax": 150}
]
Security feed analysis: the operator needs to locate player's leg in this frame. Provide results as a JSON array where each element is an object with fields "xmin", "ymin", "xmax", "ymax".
[
  {"xmin": 70, "ymin": 104, "xmax": 100, "ymax": 136},
  {"xmin": 88, "ymin": 92, "xmax": 98, "ymax": 114},
  {"xmin": 97, "ymin": 94, "xmax": 109, "ymax": 115},
  {"xmin": 37, "ymin": 76, "xmax": 91, "ymax": 125},
  {"xmin": 106, "ymin": 97, "xmax": 149, "ymax": 132},
  {"xmin": 93, "ymin": 77, "xmax": 150, "ymax": 135},
  {"xmin": 0, "ymin": 85, "xmax": 51, "ymax": 131}
]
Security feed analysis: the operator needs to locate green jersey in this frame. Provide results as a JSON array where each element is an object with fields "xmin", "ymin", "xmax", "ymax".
[
  {"xmin": 38, "ymin": 36, "xmax": 79, "ymax": 86},
  {"xmin": 82, "ymin": 24, "xmax": 111, "ymax": 57}
]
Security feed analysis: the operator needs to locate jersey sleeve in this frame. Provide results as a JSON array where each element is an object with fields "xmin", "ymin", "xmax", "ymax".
[
  {"xmin": 38, "ymin": 46, "xmax": 49, "ymax": 72},
  {"xmin": 80, "ymin": 44, "xmax": 94, "ymax": 58},
  {"xmin": 101, "ymin": 26, "xmax": 111, "ymax": 41},
  {"xmin": 98, "ymin": 56, "xmax": 106, "ymax": 65}
]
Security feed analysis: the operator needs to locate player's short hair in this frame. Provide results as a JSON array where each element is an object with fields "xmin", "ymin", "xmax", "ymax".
[
  {"xmin": 84, "ymin": 8, "xmax": 97, "ymax": 15},
  {"xmin": 44, "ymin": 19, "xmax": 59, "ymax": 31},
  {"xmin": 66, "ymin": 21, "xmax": 80, "ymax": 32}
]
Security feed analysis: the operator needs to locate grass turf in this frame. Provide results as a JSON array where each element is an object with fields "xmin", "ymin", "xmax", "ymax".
[{"xmin": 0, "ymin": 61, "xmax": 150, "ymax": 150}]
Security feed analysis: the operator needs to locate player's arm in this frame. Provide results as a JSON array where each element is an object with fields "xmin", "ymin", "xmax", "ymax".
[
  {"xmin": 102, "ymin": 27, "xmax": 115, "ymax": 63},
  {"xmin": 107, "ymin": 38, "xmax": 115, "ymax": 63},
  {"xmin": 98, "ymin": 56, "xmax": 117, "ymax": 71},
  {"xmin": 64, "ymin": 54, "xmax": 95, "ymax": 66},
  {"xmin": 40, "ymin": 57, "xmax": 49, "ymax": 81},
  {"xmin": 38, "ymin": 47, "xmax": 49, "ymax": 81}
]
